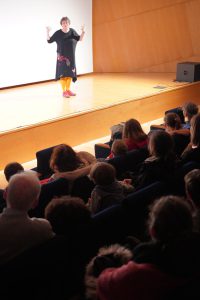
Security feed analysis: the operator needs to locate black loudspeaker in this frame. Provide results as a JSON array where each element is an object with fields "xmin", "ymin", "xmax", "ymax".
[{"xmin": 176, "ymin": 62, "xmax": 200, "ymax": 82}]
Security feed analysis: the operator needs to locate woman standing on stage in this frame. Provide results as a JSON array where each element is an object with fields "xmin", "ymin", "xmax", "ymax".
[{"xmin": 46, "ymin": 17, "xmax": 85, "ymax": 98}]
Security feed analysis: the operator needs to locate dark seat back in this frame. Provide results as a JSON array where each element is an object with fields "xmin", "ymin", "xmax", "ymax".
[
  {"xmin": 165, "ymin": 107, "xmax": 185, "ymax": 124},
  {"xmin": 94, "ymin": 143, "xmax": 111, "ymax": 159},
  {"xmin": 0, "ymin": 236, "xmax": 76, "ymax": 300},
  {"xmin": 71, "ymin": 175, "xmax": 95, "ymax": 203},
  {"xmin": 172, "ymin": 133, "xmax": 190, "ymax": 157},
  {"xmin": 173, "ymin": 161, "xmax": 200, "ymax": 196},
  {"xmin": 108, "ymin": 147, "xmax": 149, "ymax": 178},
  {"xmin": 122, "ymin": 181, "xmax": 169, "ymax": 239},
  {"xmin": 29, "ymin": 178, "xmax": 69, "ymax": 218},
  {"xmin": 36, "ymin": 145, "xmax": 60, "ymax": 179}
]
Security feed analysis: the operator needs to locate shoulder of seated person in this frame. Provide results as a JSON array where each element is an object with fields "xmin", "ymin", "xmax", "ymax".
[{"xmin": 145, "ymin": 156, "xmax": 158, "ymax": 163}]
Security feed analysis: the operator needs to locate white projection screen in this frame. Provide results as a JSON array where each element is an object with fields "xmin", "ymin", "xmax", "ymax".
[{"xmin": 0, "ymin": 0, "xmax": 93, "ymax": 88}]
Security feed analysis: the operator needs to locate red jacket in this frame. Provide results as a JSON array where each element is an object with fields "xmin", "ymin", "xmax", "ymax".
[{"xmin": 97, "ymin": 261, "xmax": 187, "ymax": 300}]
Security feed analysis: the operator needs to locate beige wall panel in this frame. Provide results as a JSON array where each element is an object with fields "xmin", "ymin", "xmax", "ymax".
[
  {"xmin": 186, "ymin": 1, "xmax": 200, "ymax": 54},
  {"xmin": 93, "ymin": 0, "xmax": 200, "ymax": 72},
  {"xmin": 93, "ymin": 0, "xmax": 185, "ymax": 25}
]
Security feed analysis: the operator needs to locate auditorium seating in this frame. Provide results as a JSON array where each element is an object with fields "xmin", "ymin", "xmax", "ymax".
[
  {"xmin": 172, "ymin": 161, "xmax": 200, "ymax": 196},
  {"xmin": 34, "ymin": 144, "xmax": 60, "ymax": 179},
  {"xmin": 107, "ymin": 147, "xmax": 149, "ymax": 179},
  {"xmin": 150, "ymin": 106, "xmax": 185, "ymax": 131},
  {"xmin": 91, "ymin": 181, "xmax": 169, "ymax": 245},
  {"xmin": 29, "ymin": 178, "xmax": 69, "ymax": 218}
]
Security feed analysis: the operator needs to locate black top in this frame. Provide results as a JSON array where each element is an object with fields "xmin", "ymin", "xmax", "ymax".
[
  {"xmin": 181, "ymin": 147, "xmax": 200, "ymax": 164},
  {"xmin": 133, "ymin": 232, "xmax": 200, "ymax": 277},
  {"xmin": 133, "ymin": 155, "xmax": 178, "ymax": 189},
  {"xmin": 48, "ymin": 29, "xmax": 80, "ymax": 82}
]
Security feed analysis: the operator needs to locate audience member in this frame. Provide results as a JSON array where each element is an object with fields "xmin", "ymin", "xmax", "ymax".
[
  {"xmin": 106, "ymin": 139, "xmax": 128, "ymax": 160},
  {"xmin": 88, "ymin": 162, "xmax": 133, "ymax": 215},
  {"xmin": 133, "ymin": 130, "xmax": 177, "ymax": 189},
  {"xmin": 4, "ymin": 162, "xmax": 24, "ymax": 182},
  {"xmin": 3, "ymin": 162, "xmax": 25, "ymax": 201},
  {"xmin": 164, "ymin": 113, "xmax": 190, "ymax": 157},
  {"xmin": 96, "ymin": 196, "xmax": 200, "ymax": 300},
  {"xmin": 0, "ymin": 171, "xmax": 54, "ymax": 264},
  {"xmin": 41, "ymin": 144, "xmax": 96, "ymax": 187},
  {"xmin": 184, "ymin": 169, "xmax": 200, "ymax": 231},
  {"xmin": 85, "ymin": 244, "xmax": 132, "ymax": 300},
  {"xmin": 45, "ymin": 195, "xmax": 91, "ymax": 235},
  {"xmin": 122, "ymin": 118, "xmax": 148, "ymax": 151},
  {"xmin": 182, "ymin": 101, "xmax": 199, "ymax": 130},
  {"xmin": 181, "ymin": 113, "xmax": 200, "ymax": 164}
]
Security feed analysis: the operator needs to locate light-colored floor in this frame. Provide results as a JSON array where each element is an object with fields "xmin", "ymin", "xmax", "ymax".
[
  {"xmin": 0, "ymin": 117, "xmax": 163, "ymax": 189},
  {"xmin": 0, "ymin": 73, "xmax": 188, "ymax": 133}
]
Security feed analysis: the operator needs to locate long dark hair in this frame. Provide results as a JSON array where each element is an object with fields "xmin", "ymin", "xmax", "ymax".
[
  {"xmin": 148, "ymin": 130, "xmax": 174, "ymax": 160},
  {"xmin": 123, "ymin": 119, "xmax": 147, "ymax": 142},
  {"xmin": 190, "ymin": 113, "xmax": 200, "ymax": 147},
  {"xmin": 50, "ymin": 144, "xmax": 82, "ymax": 172},
  {"xmin": 164, "ymin": 113, "xmax": 182, "ymax": 130}
]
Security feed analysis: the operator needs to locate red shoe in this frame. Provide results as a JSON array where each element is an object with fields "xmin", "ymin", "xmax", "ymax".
[
  {"xmin": 67, "ymin": 90, "xmax": 76, "ymax": 96},
  {"xmin": 63, "ymin": 91, "xmax": 70, "ymax": 98}
]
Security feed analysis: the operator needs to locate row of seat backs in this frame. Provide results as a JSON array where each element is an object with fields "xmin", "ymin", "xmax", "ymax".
[
  {"xmin": 91, "ymin": 160, "xmax": 200, "ymax": 243},
  {"xmin": 0, "ymin": 181, "xmax": 169, "ymax": 299},
  {"xmin": 35, "ymin": 144, "xmax": 60, "ymax": 179},
  {"xmin": 107, "ymin": 147, "xmax": 149, "ymax": 178},
  {"xmin": 29, "ymin": 175, "xmax": 95, "ymax": 218}
]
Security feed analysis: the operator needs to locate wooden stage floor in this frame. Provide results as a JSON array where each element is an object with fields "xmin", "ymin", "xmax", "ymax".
[
  {"xmin": 0, "ymin": 72, "xmax": 189, "ymax": 133},
  {"xmin": 0, "ymin": 72, "xmax": 200, "ymax": 169}
]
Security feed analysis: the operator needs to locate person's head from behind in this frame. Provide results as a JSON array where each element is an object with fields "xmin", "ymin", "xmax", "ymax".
[
  {"xmin": 85, "ymin": 244, "xmax": 132, "ymax": 300},
  {"xmin": 182, "ymin": 102, "xmax": 198, "ymax": 122},
  {"xmin": 164, "ymin": 112, "xmax": 182, "ymax": 131},
  {"xmin": 148, "ymin": 196, "xmax": 193, "ymax": 243},
  {"xmin": 190, "ymin": 113, "xmax": 200, "ymax": 147},
  {"xmin": 111, "ymin": 140, "xmax": 128, "ymax": 157},
  {"xmin": 50, "ymin": 144, "xmax": 81, "ymax": 172},
  {"xmin": 45, "ymin": 196, "xmax": 91, "ymax": 235},
  {"xmin": 148, "ymin": 130, "xmax": 174, "ymax": 159},
  {"xmin": 60, "ymin": 16, "xmax": 70, "ymax": 31},
  {"xmin": 90, "ymin": 162, "xmax": 116, "ymax": 186},
  {"xmin": 7, "ymin": 171, "xmax": 41, "ymax": 212},
  {"xmin": 4, "ymin": 162, "xmax": 24, "ymax": 182},
  {"xmin": 123, "ymin": 118, "xmax": 147, "ymax": 141},
  {"xmin": 184, "ymin": 169, "xmax": 200, "ymax": 210}
]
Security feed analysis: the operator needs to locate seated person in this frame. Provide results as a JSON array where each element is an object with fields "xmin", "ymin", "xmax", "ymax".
[
  {"xmin": 133, "ymin": 130, "xmax": 178, "ymax": 189},
  {"xmin": 106, "ymin": 139, "xmax": 128, "ymax": 160},
  {"xmin": 184, "ymin": 169, "xmax": 200, "ymax": 232},
  {"xmin": 95, "ymin": 119, "xmax": 148, "ymax": 158},
  {"xmin": 181, "ymin": 113, "xmax": 200, "ymax": 164},
  {"xmin": 41, "ymin": 144, "xmax": 96, "ymax": 189},
  {"xmin": 3, "ymin": 162, "xmax": 24, "ymax": 201},
  {"xmin": 88, "ymin": 162, "xmax": 133, "ymax": 215},
  {"xmin": 164, "ymin": 112, "xmax": 190, "ymax": 157},
  {"xmin": 95, "ymin": 196, "xmax": 200, "ymax": 300},
  {"xmin": 0, "ymin": 171, "xmax": 54, "ymax": 264},
  {"xmin": 122, "ymin": 119, "xmax": 148, "ymax": 151},
  {"xmin": 94, "ymin": 123, "xmax": 124, "ymax": 156},
  {"xmin": 150, "ymin": 101, "xmax": 198, "ymax": 134},
  {"xmin": 85, "ymin": 244, "xmax": 132, "ymax": 300},
  {"xmin": 45, "ymin": 196, "xmax": 91, "ymax": 236},
  {"xmin": 182, "ymin": 101, "xmax": 199, "ymax": 130}
]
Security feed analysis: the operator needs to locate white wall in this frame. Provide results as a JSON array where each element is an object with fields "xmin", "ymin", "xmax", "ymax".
[{"xmin": 0, "ymin": 0, "xmax": 93, "ymax": 88}]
